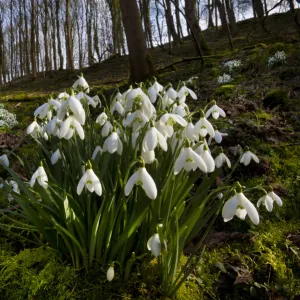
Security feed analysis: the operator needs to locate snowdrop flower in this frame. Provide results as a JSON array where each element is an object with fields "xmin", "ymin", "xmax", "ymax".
[
  {"xmin": 0, "ymin": 154, "xmax": 9, "ymax": 167},
  {"xmin": 257, "ymin": 193, "xmax": 274, "ymax": 212},
  {"xmin": 142, "ymin": 125, "xmax": 167, "ymax": 152},
  {"xmin": 125, "ymin": 164, "xmax": 157, "ymax": 200},
  {"xmin": 93, "ymin": 95, "xmax": 101, "ymax": 106},
  {"xmin": 57, "ymin": 92, "xmax": 69, "ymax": 100},
  {"xmin": 222, "ymin": 185, "xmax": 259, "ymax": 225},
  {"xmin": 8, "ymin": 180, "xmax": 20, "ymax": 201},
  {"xmin": 268, "ymin": 191, "xmax": 283, "ymax": 207},
  {"xmin": 205, "ymin": 102, "xmax": 226, "ymax": 119},
  {"xmin": 51, "ymin": 149, "xmax": 61, "ymax": 165},
  {"xmin": 194, "ymin": 140, "xmax": 210, "ymax": 156},
  {"xmin": 111, "ymin": 99, "xmax": 125, "ymax": 116},
  {"xmin": 30, "ymin": 164, "xmax": 48, "ymax": 189},
  {"xmin": 172, "ymin": 104, "xmax": 188, "ymax": 117},
  {"xmin": 195, "ymin": 111, "xmax": 215, "ymax": 138},
  {"xmin": 107, "ymin": 266, "xmax": 114, "ymax": 282},
  {"xmin": 152, "ymin": 79, "xmax": 164, "ymax": 93},
  {"xmin": 177, "ymin": 84, "xmax": 197, "ymax": 100},
  {"xmin": 123, "ymin": 110, "xmax": 149, "ymax": 132},
  {"xmin": 161, "ymin": 93, "xmax": 174, "ymax": 110},
  {"xmin": 101, "ymin": 120, "xmax": 113, "ymax": 137},
  {"xmin": 155, "ymin": 121, "xmax": 174, "ymax": 139},
  {"xmin": 27, "ymin": 120, "xmax": 48, "ymax": 140},
  {"xmin": 59, "ymin": 116, "xmax": 85, "ymax": 140},
  {"xmin": 148, "ymin": 80, "xmax": 163, "ymax": 103},
  {"xmin": 240, "ymin": 149, "xmax": 259, "ymax": 166},
  {"xmin": 34, "ymin": 99, "xmax": 61, "ymax": 121},
  {"xmin": 166, "ymin": 85, "xmax": 177, "ymax": 99},
  {"xmin": 147, "ymin": 233, "xmax": 163, "ymax": 257},
  {"xmin": 57, "ymin": 93, "xmax": 86, "ymax": 125},
  {"xmin": 142, "ymin": 150, "xmax": 155, "ymax": 164},
  {"xmin": 103, "ymin": 131, "xmax": 123, "ymax": 155},
  {"xmin": 160, "ymin": 113, "xmax": 187, "ymax": 127},
  {"xmin": 77, "ymin": 162, "xmax": 102, "ymax": 196},
  {"xmin": 72, "ymin": 74, "xmax": 89, "ymax": 93},
  {"xmin": 46, "ymin": 116, "xmax": 60, "ymax": 136},
  {"xmin": 215, "ymin": 152, "xmax": 231, "ymax": 168},
  {"xmin": 174, "ymin": 146, "xmax": 207, "ymax": 175},
  {"xmin": 96, "ymin": 112, "xmax": 108, "ymax": 126},
  {"xmin": 182, "ymin": 122, "xmax": 197, "ymax": 142},
  {"xmin": 76, "ymin": 92, "xmax": 97, "ymax": 108},
  {"xmin": 92, "ymin": 146, "xmax": 103, "ymax": 160},
  {"xmin": 201, "ymin": 145, "xmax": 215, "ymax": 173}
]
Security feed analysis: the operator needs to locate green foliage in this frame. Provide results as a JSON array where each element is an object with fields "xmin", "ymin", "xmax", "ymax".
[
  {"xmin": 268, "ymin": 43, "xmax": 292, "ymax": 55},
  {"xmin": 0, "ymin": 247, "xmax": 77, "ymax": 300},
  {"xmin": 263, "ymin": 89, "xmax": 288, "ymax": 109},
  {"xmin": 210, "ymin": 67, "xmax": 219, "ymax": 77},
  {"xmin": 214, "ymin": 84, "xmax": 235, "ymax": 99}
]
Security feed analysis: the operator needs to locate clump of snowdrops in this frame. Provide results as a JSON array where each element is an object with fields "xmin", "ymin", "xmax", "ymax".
[
  {"xmin": 268, "ymin": 51, "xmax": 286, "ymax": 67},
  {"xmin": 217, "ymin": 73, "xmax": 233, "ymax": 84},
  {"xmin": 0, "ymin": 75, "xmax": 283, "ymax": 297},
  {"xmin": 223, "ymin": 59, "xmax": 242, "ymax": 73},
  {"xmin": 0, "ymin": 104, "xmax": 18, "ymax": 129}
]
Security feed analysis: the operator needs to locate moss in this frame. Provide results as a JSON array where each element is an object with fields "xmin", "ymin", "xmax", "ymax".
[
  {"xmin": 268, "ymin": 42, "xmax": 292, "ymax": 55},
  {"xmin": 263, "ymin": 89, "xmax": 289, "ymax": 109},
  {"xmin": 210, "ymin": 67, "xmax": 219, "ymax": 77},
  {"xmin": 214, "ymin": 84, "xmax": 235, "ymax": 99}
]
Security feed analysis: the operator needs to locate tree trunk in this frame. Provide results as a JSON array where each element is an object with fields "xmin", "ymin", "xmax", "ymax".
[
  {"xmin": 216, "ymin": 0, "xmax": 227, "ymax": 27},
  {"xmin": 65, "ymin": 0, "xmax": 74, "ymax": 71},
  {"xmin": 31, "ymin": 0, "xmax": 37, "ymax": 78},
  {"xmin": 42, "ymin": 0, "xmax": 51, "ymax": 72},
  {"xmin": 86, "ymin": 0, "xmax": 93, "ymax": 65},
  {"xmin": 155, "ymin": 0, "xmax": 163, "ymax": 46},
  {"xmin": 165, "ymin": 0, "xmax": 180, "ymax": 47},
  {"xmin": 94, "ymin": 21, "xmax": 101, "ymax": 61},
  {"xmin": 225, "ymin": 0, "xmax": 237, "ymax": 35},
  {"xmin": 142, "ymin": 0, "xmax": 154, "ymax": 48},
  {"xmin": 174, "ymin": 0, "xmax": 183, "ymax": 38},
  {"xmin": 207, "ymin": 0, "xmax": 214, "ymax": 28},
  {"xmin": 50, "ymin": 2, "xmax": 57, "ymax": 71},
  {"xmin": 184, "ymin": 0, "xmax": 207, "ymax": 58},
  {"xmin": 119, "ymin": 0, "xmax": 155, "ymax": 82},
  {"xmin": 19, "ymin": 1, "xmax": 24, "ymax": 77},
  {"xmin": 23, "ymin": 0, "xmax": 30, "ymax": 74},
  {"xmin": 0, "ymin": 18, "xmax": 3, "ymax": 84},
  {"xmin": 252, "ymin": 0, "xmax": 264, "ymax": 19},
  {"xmin": 287, "ymin": 0, "xmax": 300, "ymax": 32},
  {"xmin": 56, "ymin": 0, "xmax": 64, "ymax": 70}
]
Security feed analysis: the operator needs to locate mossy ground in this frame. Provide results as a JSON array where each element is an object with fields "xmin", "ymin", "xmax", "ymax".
[{"xmin": 1, "ymin": 10, "xmax": 300, "ymax": 300}]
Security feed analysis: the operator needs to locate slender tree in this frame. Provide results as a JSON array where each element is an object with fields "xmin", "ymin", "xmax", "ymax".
[
  {"xmin": 65, "ymin": 0, "xmax": 74, "ymax": 70},
  {"xmin": 31, "ymin": 0, "xmax": 37, "ymax": 78},
  {"xmin": 119, "ymin": 0, "xmax": 155, "ymax": 82}
]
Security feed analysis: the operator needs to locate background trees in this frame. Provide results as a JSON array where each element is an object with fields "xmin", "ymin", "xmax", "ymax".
[{"xmin": 0, "ymin": 0, "xmax": 297, "ymax": 83}]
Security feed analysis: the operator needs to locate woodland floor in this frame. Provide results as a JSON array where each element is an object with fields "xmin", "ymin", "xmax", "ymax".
[{"xmin": 1, "ymin": 10, "xmax": 300, "ymax": 300}]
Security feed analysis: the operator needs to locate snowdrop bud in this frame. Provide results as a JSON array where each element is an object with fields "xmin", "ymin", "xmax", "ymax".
[
  {"xmin": 215, "ymin": 152, "xmax": 231, "ymax": 169},
  {"xmin": 96, "ymin": 112, "xmax": 108, "ymax": 126},
  {"xmin": 72, "ymin": 74, "xmax": 89, "ymax": 93},
  {"xmin": 107, "ymin": 266, "xmax": 114, "ymax": 282},
  {"xmin": 240, "ymin": 149, "xmax": 259, "ymax": 166},
  {"xmin": 201, "ymin": 145, "xmax": 215, "ymax": 173},
  {"xmin": 30, "ymin": 164, "xmax": 48, "ymax": 189},
  {"xmin": 147, "ymin": 233, "xmax": 162, "ymax": 257},
  {"xmin": 0, "ymin": 154, "xmax": 9, "ymax": 167},
  {"xmin": 103, "ymin": 131, "xmax": 123, "ymax": 155},
  {"xmin": 51, "ymin": 149, "xmax": 61, "ymax": 165}
]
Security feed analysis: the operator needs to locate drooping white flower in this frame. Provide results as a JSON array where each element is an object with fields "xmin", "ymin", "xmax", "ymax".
[
  {"xmin": 30, "ymin": 165, "xmax": 48, "ymax": 189},
  {"xmin": 182, "ymin": 122, "xmax": 197, "ymax": 143},
  {"xmin": 215, "ymin": 152, "xmax": 231, "ymax": 168},
  {"xmin": 222, "ymin": 188, "xmax": 259, "ymax": 225},
  {"xmin": 0, "ymin": 154, "xmax": 9, "ymax": 167},
  {"xmin": 46, "ymin": 116, "xmax": 60, "ymax": 136},
  {"xmin": 57, "ymin": 94, "xmax": 86, "ymax": 125},
  {"xmin": 92, "ymin": 146, "xmax": 103, "ymax": 160},
  {"xmin": 160, "ymin": 113, "xmax": 187, "ymax": 127},
  {"xmin": 27, "ymin": 120, "xmax": 48, "ymax": 140},
  {"xmin": 195, "ymin": 112, "xmax": 215, "ymax": 138},
  {"xmin": 93, "ymin": 95, "xmax": 101, "ymax": 106},
  {"xmin": 205, "ymin": 103, "xmax": 226, "ymax": 119},
  {"xmin": 240, "ymin": 150, "xmax": 259, "ymax": 166},
  {"xmin": 96, "ymin": 112, "xmax": 108, "ymax": 126},
  {"xmin": 76, "ymin": 92, "xmax": 97, "ymax": 108},
  {"xmin": 107, "ymin": 266, "xmax": 114, "ymax": 282},
  {"xmin": 125, "ymin": 166, "xmax": 157, "ymax": 200},
  {"xmin": 57, "ymin": 92, "xmax": 70, "ymax": 100},
  {"xmin": 59, "ymin": 116, "xmax": 85, "ymax": 140},
  {"xmin": 214, "ymin": 130, "xmax": 228, "ymax": 144},
  {"xmin": 172, "ymin": 104, "xmax": 188, "ymax": 117},
  {"xmin": 161, "ymin": 93, "xmax": 174, "ymax": 110},
  {"xmin": 148, "ymin": 85, "xmax": 160, "ymax": 103},
  {"xmin": 51, "ymin": 149, "xmax": 61, "ymax": 165},
  {"xmin": 194, "ymin": 140, "xmax": 210, "ymax": 156},
  {"xmin": 142, "ymin": 150, "xmax": 155, "ymax": 164},
  {"xmin": 174, "ymin": 147, "xmax": 207, "ymax": 175},
  {"xmin": 268, "ymin": 191, "xmax": 283, "ymax": 207},
  {"xmin": 152, "ymin": 80, "xmax": 164, "ymax": 93},
  {"xmin": 123, "ymin": 110, "xmax": 149, "ymax": 132},
  {"xmin": 101, "ymin": 120, "xmax": 113, "ymax": 137},
  {"xmin": 77, "ymin": 166, "xmax": 102, "ymax": 196},
  {"xmin": 257, "ymin": 194, "xmax": 274, "ymax": 212},
  {"xmin": 111, "ymin": 99, "xmax": 125, "ymax": 116},
  {"xmin": 103, "ymin": 131, "xmax": 123, "ymax": 155},
  {"xmin": 72, "ymin": 74, "xmax": 90, "ymax": 93},
  {"xmin": 201, "ymin": 145, "xmax": 215, "ymax": 173},
  {"xmin": 142, "ymin": 126, "xmax": 167, "ymax": 152},
  {"xmin": 166, "ymin": 86, "xmax": 177, "ymax": 99},
  {"xmin": 147, "ymin": 233, "xmax": 162, "ymax": 257},
  {"xmin": 155, "ymin": 121, "xmax": 174, "ymax": 139},
  {"xmin": 177, "ymin": 84, "xmax": 197, "ymax": 100},
  {"xmin": 34, "ymin": 98, "xmax": 61, "ymax": 121}
]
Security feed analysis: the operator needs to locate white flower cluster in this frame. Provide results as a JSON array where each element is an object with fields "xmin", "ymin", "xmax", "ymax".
[
  {"xmin": 217, "ymin": 73, "xmax": 233, "ymax": 84},
  {"xmin": 0, "ymin": 104, "xmax": 18, "ymax": 129},
  {"xmin": 223, "ymin": 60, "xmax": 242, "ymax": 72},
  {"xmin": 268, "ymin": 51, "xmax": 286, "ymax": 66}
]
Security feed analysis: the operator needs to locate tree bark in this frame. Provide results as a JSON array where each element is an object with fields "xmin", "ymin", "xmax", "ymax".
[
  {"xmin": 184, "ymin": 0, "xmax": 207, "ymax": 57},
  {"xmin": 165, "ymin": 0, "xmax": 180, "ymax": 47},
  {"xmin": 65, "ymin": 0, "xmax": 74, "ymax": 71},
  {"xmin": 42, "ymin": 0, "xmax": 51, "ymax": 72},
  {"xmin": 225, "ymin": 0, "xmax": 237, "ymax": 35},
  {"xmin": 0, "ymin": 17, "xmax": 3, "ymax": 84},
  {"xmin": 252, "ymin": 0, "xmax": 264, "ymax": 19},
  {"xmin": 31, "ymin": 0, "xmax": 37, "ymax": 78},
  {"xmin": 56, "ymin": 0, "xmax": 64, "ymax": 70},
  {"xmin": 23, "ymin": 0, "xmax": 30, "ymax": 74},
  {"xmin": 174, "ymin": 0, "xmax": 183, "ymax": 38},
  {"xmin": 119, "ymin": 0, "xmax": 155, "ymax": 82},
  {"xmin": 50, "ymin": 2, "xmax": 57, "ymax": 71}
]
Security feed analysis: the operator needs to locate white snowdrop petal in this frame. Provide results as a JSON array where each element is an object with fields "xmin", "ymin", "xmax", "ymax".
[
  {"xmin": 141, "ymin": 168, "xmax": 157, "ymax": 200},
  {"xmin": 222, "ymin": 196, "xmax": 238, "ymax": 222},
  {"xmin": 124, "ymin": 172, "xmax": 138, "ymax": 196},
  {"xmin": 77, "ymin": 172, "xmax": 88, "ymax": 195}
]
